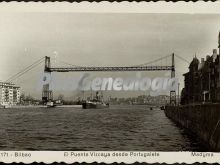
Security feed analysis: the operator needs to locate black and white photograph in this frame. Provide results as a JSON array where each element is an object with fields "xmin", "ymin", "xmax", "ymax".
[{"xmin": 0, "ymin": 8, "xmax": 220, "ymax": 156}]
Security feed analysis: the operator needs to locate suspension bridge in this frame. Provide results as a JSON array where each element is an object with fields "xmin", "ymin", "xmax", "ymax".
[{"xmin": 5, "ymin": 53, "xmax": 189, "ymax": 105}]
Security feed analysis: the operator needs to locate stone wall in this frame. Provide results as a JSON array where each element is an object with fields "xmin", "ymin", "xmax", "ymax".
[{"xmin": 164, "ymin": 104, "xmax": 220, "ymax": 151}]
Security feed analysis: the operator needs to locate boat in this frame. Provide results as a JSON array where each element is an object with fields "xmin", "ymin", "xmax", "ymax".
[
  {"xmin": 46, "ymin": 101, "xmax": 56, "ymax": 108},
  {"xmin": 82, "ymin": 91, "xmax": 109, "ymax": 109},
  {"xmin": 82, "ymin": 100, "xmax": 109, "ymax": 109}
]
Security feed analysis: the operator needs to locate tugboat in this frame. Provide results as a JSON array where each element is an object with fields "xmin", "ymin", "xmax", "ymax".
[
  {"xmin": 82, "ymin": 92, "xmax": 109, "ymax": 109},
  {"xmin": 46, "ymin": 99, "xmax": 63, "ymax": 108},
  {"xmin": 46, "ymin": 100, "xmax": 56, "ymax": 108}
]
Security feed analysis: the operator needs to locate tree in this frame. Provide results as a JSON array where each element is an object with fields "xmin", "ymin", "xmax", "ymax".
[{"xmin": 20, "ymin": 93, "xmax": 25, "ymax": 103}]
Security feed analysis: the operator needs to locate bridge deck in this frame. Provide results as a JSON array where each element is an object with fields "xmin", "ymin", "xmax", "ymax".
[{"xmin": 46, "ymin": 66, "xmax": 174, "ymax": 72}]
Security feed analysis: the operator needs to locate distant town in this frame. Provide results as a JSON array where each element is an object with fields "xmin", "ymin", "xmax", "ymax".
[{"xmin": 0, "ymin": 81, "xmax": 169, "ymax": 106}]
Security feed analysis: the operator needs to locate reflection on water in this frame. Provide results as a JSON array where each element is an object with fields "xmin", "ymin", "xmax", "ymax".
[{"xmin": 0, "ymin": 105, "xmax": 207, "ymax": 151}]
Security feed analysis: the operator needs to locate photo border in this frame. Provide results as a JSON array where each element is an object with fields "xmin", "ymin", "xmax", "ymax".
[{"xmin": 0, "ymin": 1, "xmax": 220, "ymax": 164}]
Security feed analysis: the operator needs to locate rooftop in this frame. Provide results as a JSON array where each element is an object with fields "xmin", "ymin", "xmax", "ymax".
[{"xmin": 0, "ymin": 82, "xmax": 20, "ymax": 88}]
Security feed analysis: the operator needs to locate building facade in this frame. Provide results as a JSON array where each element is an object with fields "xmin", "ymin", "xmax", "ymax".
[
  {"xmin": 181, "ymin": 32, "xmax": 220, "ymax": 105},
  {"xmin": 0, "ymin": 82, "xmax": 20, "ymax": 106}
]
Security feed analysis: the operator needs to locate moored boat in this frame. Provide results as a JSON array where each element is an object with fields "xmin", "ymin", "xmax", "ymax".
[
  {"xmin": 46, "ymin": 101, "xmax": 56, "ymax": 108},
  {"xmin": 82, "ymin": 100, "xmax": 109, "ymax": 109},
  {"xmin": 82, "ymin": 91, "xmax": 109, "ymax": 109}
]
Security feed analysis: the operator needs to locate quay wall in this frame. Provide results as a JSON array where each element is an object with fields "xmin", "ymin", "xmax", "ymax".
[{"xmin": 164, "ymin": 104, "xmax": 220, "ymax": 151}]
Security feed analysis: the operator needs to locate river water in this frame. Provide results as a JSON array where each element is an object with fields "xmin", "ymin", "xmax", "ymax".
[{"xmin": 0, "ymin": 105, "xmax": 206, "ymax": 151}]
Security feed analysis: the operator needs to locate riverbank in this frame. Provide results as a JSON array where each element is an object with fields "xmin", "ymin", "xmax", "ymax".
[
  {"xmin": 0, "ymin": 105, "xmax": 82, "ymax": 109},
  {"xmin": 164, "ymin": 103, "xmax": 220, "ymax": 151}
]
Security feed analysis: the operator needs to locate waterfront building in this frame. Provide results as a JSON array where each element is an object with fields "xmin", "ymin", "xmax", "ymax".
[
  {"xmin": 181, "ymin": 32, "xmax": 220, "ymax": 104},
  {"xmin": 0, "ymin": 82, "xmax": 20, "ymax": 106}
]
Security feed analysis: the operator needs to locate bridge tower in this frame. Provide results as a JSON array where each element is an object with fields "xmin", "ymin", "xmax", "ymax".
[
  {"xmin": 170, "ymin": 53, "xmax": 176, "ymax": 105},
  {"xmin": 42, "ymin": 56, "xmax": 53, "ymax": 104},
  {"xmin": 44, "ymin": 56, "xmax": 51, "ymax": 72}
]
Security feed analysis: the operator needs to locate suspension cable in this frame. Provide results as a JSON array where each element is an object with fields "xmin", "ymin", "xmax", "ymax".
[
  {"xmin": 5, "ymin": 53, "xmax": 190, "ymax": 83},
  {"xmin": 6, "ymin": 60, "xmax": 44, "ymax": 82},
  {"xmin": 132, "ymin": 54, "xmax": 172, "ymax": 67},
  {"xmin": 6, "ymin": 57, "xmax": 44, "ymax": 82},
  {"xmin": 50, "ymin": 57, "xmax": 81, "ymax": 67},
  {"xmin": 9, "ymin": 61, "xmax": 44, "ymax": 83},
  {"xmin": 175, "ymin": 54, "xmax": 190, "ymax": 64}
]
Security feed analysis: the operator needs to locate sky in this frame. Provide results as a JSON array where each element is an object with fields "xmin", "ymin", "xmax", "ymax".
[{"xmin": 0, "ymin": 13, "xmax": 220, "ymax": 99}]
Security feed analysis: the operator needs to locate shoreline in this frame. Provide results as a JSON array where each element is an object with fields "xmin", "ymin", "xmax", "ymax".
[{"xmin": 0, "ymin": 105, "xmax": 82, "ymax": 109}]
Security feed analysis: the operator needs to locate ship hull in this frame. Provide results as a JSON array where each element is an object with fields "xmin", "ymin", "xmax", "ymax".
[{"xmin": 82, "ymin": 102, "xmax": 109, "ymax": 109}]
